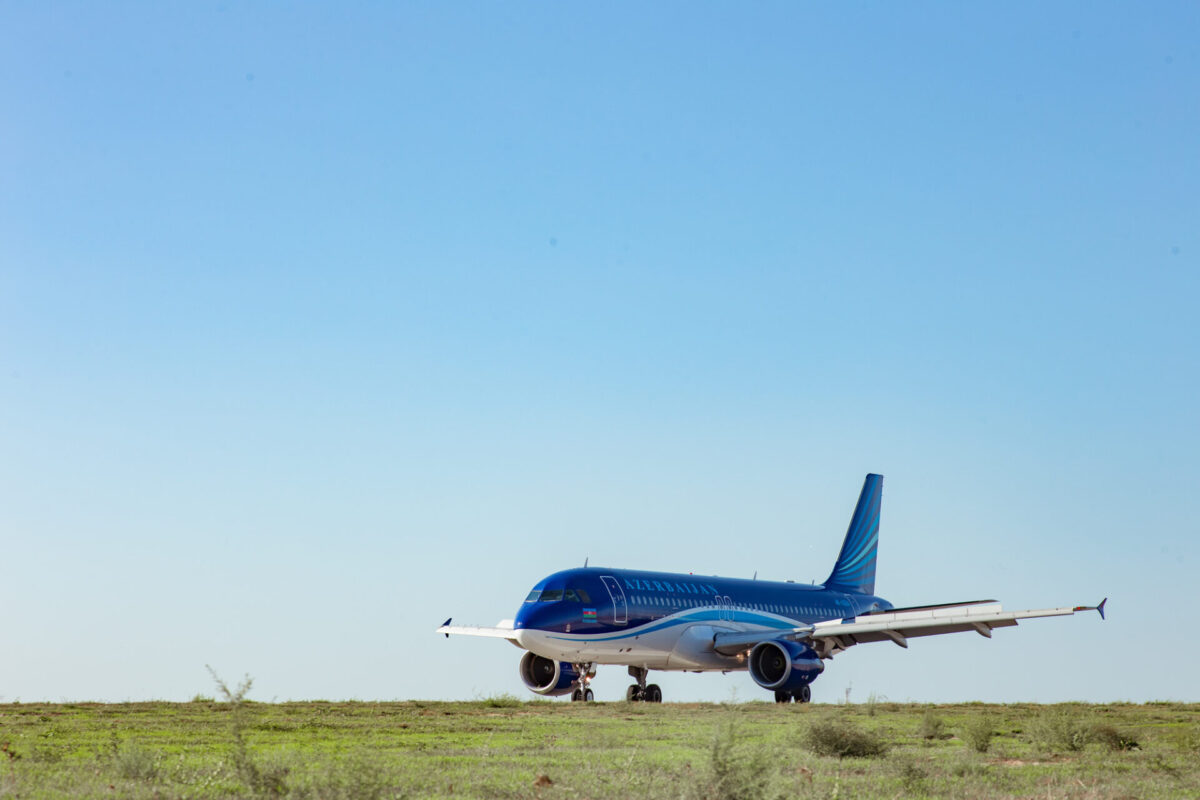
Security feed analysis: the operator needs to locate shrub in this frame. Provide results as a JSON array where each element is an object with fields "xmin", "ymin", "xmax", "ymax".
[
  {"xmin": 1091, "ymin": 724, "xmax": 1139, "ymax": 751},
  {"xmin": 285, "ymin": 754, "xmax": 395, "ymax": 800},
  {"xmin": 918, "ymin": 710, "xmax": 946, "ymax": 741},
  {"xmin": 482, "ymin": 693, "xmax": 522, "ymax": 709},
  {"xmin": 962, "ymin": 716, "xmax": 994, "ymax": 753},
  {"xmin": 950, "ymin": 756, "xmax": 989, "ymax": 778},
  {"xmin": 1172, "ymin": 725, "xmax": 1200, "ymax": 755},
  {"xmin": 892, "ymin": 757, "xmax": 927, "ymax": 792},
  {"xmin": 1030, "ymin": 709, "xmax": 1090, "ymax": 752},
  {"xmin": 113, "ymin": 743, "xmax": 160, "ymax": 780},
  {"xmin": 803, "ymin": 718, "xmax": 888, "ymax": 758},
  {"xmin": 707, "ymin": 722, "xmax": 781, "ymax": 800}
]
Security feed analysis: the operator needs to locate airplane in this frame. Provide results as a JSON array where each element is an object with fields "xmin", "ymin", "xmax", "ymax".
[{"xmin": 437, "ymin": 474, "xmax": 1106, "ymax": 703}]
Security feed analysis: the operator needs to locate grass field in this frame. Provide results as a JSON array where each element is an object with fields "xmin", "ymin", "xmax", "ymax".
[{"xmin": 1, "ymin": 698, "xmax": 1197, "ymax": 799}]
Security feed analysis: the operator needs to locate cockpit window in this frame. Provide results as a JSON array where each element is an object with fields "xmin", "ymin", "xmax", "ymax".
[
  {"xmin": 540, "ymin": 589, "xmax": 564, "ymax": 602},
  {"xmin": 574, "ymin": 588, "xmax": 591, "ymax": 603},
  {"xmin": 524, "ymin": 590, "xmax": 541, "ymax": 603},
  {"xmin": 563, "ymin": 589, "xmax": 580, "ymax": 602}
]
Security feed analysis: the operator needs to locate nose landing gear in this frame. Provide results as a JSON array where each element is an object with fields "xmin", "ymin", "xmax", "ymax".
[{"xmin": 570, "ymin": 663, "xmax": 596, "ymax": 702}]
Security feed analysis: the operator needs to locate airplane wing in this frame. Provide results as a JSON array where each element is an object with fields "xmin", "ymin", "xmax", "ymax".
[
  {"xmin": 712, "ymin": 599, "xmax": 1105, "ymax": 658},
  {"xmin": 436, "ymin": 618, "xmax": 522, "ymax": 644}
]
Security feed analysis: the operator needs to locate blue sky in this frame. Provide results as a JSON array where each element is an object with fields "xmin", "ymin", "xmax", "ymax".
[{"xmin": 1, "ymin": 3, "xmax": 1196, "ymax": 703}]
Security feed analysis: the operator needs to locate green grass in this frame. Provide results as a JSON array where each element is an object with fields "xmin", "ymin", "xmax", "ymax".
[{"xmin": 1, "ymin": 701, "xmax": 1197, "ymax": 798}]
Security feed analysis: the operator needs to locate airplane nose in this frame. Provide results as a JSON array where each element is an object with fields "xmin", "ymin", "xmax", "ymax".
[
  {"xmin": 516, "ymin": 602, "xmax": 557, "ymax": 630},
  {"xmin": 514, "ymin": 604, "xmax": 537, "ymax": 629}
]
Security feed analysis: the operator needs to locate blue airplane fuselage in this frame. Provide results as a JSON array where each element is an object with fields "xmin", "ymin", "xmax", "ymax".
[
  {"xmin": 516, "ymin": 568, "xmax": 893, "ymax": 635},
  {"xmin": 512, "ymin": 567, "xmax": 893, "ymax": 671}
]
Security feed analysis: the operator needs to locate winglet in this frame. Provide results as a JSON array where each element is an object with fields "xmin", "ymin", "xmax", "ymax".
[
  {"xmin": 1072, "ymin": 599, "xmax": 1107, "ymax": 620},
  {"xmin": 442, "ymin": 617, "xmax": 452, "ymax": 638}
]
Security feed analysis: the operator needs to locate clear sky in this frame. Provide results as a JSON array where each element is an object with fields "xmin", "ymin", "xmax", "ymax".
[{"xmin": 2, "ymin": 3, "xmax": 1196, "ymax": 704}]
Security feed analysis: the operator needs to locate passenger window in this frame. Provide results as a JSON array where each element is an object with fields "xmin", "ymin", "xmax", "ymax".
[
  {"xmin": 540, "ymin": 589, "xmax": 563, "ymax": 602},
  {"xmin": 524, "ymin": 590, "xmax": 541, "ymax": 603}
]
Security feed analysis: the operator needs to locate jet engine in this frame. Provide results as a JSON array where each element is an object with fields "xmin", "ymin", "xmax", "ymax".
[
  {"xmin": 518, "ymin": 652, "xmax": 579, "ymax": 696},
  {"xmin": 748, "ymin": 640, "xmax": 824, "ymax": 692}
]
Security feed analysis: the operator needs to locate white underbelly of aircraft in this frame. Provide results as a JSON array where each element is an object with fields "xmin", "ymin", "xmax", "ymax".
[{"xmin": 517, "ymin": 623, "xmax": 744, "ymax": 671}]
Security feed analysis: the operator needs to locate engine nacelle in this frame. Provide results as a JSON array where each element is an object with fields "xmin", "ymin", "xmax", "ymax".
[
  {"xmin": 748, "ymin": 640, "xmax": 824, "ymax": 692},
  {"xmin": 519, "ymin": 652, "xmax": 580, "ymax": 696}
]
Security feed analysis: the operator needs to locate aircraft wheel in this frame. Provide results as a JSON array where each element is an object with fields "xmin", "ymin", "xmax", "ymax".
[
  {"xmin": 571, "ymin": 689, "xmax": 582, "ymax": 702},
  {"xmin": 798, "ymin": 685, "xmax": 811, "ymax": 703},
  {"xmin": 774, "ymin": 691, "xmax": 793, "ymax": 703},
  {"xmin": 645, "ymin": 684, "xmax": 662, "ymax": 703},
  {"xmin": 584, "ymin": 689, "xmax": 595, "ymax": 702},
  {"xmin": 626, "ymin": 685, "xmax": 642, "ymax": 702}
]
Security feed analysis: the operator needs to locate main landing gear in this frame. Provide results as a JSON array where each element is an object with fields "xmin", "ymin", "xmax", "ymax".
[
  {"xmin": 774, "ymin": 685, "xmax": 812, "ymax": 704},
  {"xmin": 570, "ymin": 663, "xmax": 596, "ymax": 702},
  {"xmin": 625, "ymin": 666, "xmax": 662, "ymax": 703}
]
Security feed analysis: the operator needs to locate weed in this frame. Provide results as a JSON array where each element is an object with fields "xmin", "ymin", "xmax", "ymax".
[
  {"xmin": 207, "ymin": 665, "xmax": 289, "ymax": 797},
  {"xmin": 803, "ymin": 717, "xmax": 887, "ymax": 758},
  {"xmin": 864, "ymin": 692, "xmax": 883, "ymax": 717},
  {"xmin": 961, "ymin": 716, "xmax": 994, "ymax": 753}
]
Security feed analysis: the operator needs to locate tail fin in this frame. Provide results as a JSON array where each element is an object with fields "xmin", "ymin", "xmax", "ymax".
[{"xmin": 823, "ymin": 474, "xmax": 883, "ymax": 595}]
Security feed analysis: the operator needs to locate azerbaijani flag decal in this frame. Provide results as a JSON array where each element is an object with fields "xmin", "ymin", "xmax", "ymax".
[{"xmin": 582, "ymin": 608, "xmax": 597, "ymax": 621}]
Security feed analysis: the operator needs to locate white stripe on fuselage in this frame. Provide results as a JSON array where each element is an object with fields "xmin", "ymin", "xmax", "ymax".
[{"xmin": 515, "ymin": 606, "xmax": 806, "ymax": 670}]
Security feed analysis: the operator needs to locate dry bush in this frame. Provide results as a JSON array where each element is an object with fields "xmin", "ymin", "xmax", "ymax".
[
  {"xmin": 1090, "ymin": 723, "xmax": 1139, "ymax": 751},
  {"xmin": 803, "ymin": 717, "xmax": 887, "ymax": 758}
]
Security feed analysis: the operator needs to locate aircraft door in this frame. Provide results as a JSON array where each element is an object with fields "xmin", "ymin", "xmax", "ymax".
[{"xmin": 599, "ymin": 576, "xmax": 627, "ymax": 625}]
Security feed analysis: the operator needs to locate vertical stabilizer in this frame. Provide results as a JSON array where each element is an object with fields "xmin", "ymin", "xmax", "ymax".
[{"xmin": 823, "ymin": 474, "xmax": 882, "ymax": 595}]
